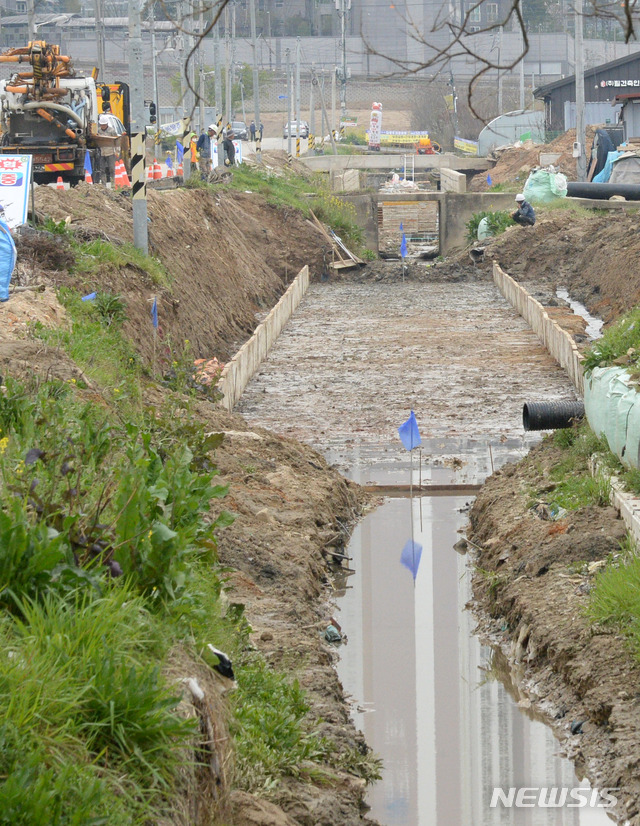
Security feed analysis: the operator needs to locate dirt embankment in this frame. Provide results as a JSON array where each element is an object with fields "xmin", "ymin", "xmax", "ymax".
[
  {"xmin": 3, "ymin": 182, "xmax": 379, "ymax": 826},
  {"xmin": 465, "ymin": 214, "xmax": 640, "ymax": 823}
]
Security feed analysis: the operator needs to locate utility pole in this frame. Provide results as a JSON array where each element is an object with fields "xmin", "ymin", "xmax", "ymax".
[
  {"xmin": 336, "ymin": 0, "xmax": 350, "ymax": 117},
  {"xmin": 95, "ymin": 0, "xmax": 106, "ymax": 80},
  {"xmin": 575, "ymin": 0, "xmax": 587, "ymax": 180},
  {"xmin": 286, "ymin": 48, "xmax": 292, "ymax": 157},
  {"xmin": 198, "ymin": 2, "xmax": 205, "ymax": 133},
  {"xmin": 26, "ymin": 0, "xmax": 35, "ymax": 41},
  {"xmin": 520, "ymin": 24, "xmax": 525, "ymax": 109},
  {"xmin": 183, "ymin": 1, "xmax": 196, "ymax": 122},
  {"xmin": 331, "ymin": 69, "xmax": 336, "ymax": 133},
  {"xmin": 449, "ymin": 70, "xmax": 458, "ymax": 139},
  {"xmin": 309, "ymin": 69, "xmax": 315, "ymax": 138},
  {"xmin": 214, "ymin": 20, "xmax": 223, "ymax": 167},
  {"xmin": 295, "ymin": 37, "xmax": 301, "ymax": 150},
  {"xmin": 225, "ymin": 3, "xmax": 232, "ymax": 123},
  {"xmin": 497, "ymin": 25, "xmax": 503, "ymax": 114},
  {"xmin": 150, "ymin": 2, "xmax": 160, "ymax": 130},
  {"xmin": 312, "ymin": 68, "xmax": 337, "ymax": 154},
  {"xmin": 128, "ymin": 0, "xmax": 148, "ymax": 255},
  {"xmin": 249, "ymin": 0, "xmax": 261, "ymax": 161}
]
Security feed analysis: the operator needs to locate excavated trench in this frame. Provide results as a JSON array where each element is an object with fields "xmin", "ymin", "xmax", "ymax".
[{"xmin": 237, "ymin": 274, "xmax": 611, "ymax": 825}]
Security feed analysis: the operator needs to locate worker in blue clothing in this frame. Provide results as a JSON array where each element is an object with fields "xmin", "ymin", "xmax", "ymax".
[
  {"xmin": 0, "ymin": 204, "xmax": 16, "ymax": 302},
  {"xmin": 512, "ymin": 193, "xmax": 536, "ymax": 226},
  {"xmin": 196, "ymin": 124, "xmax": 216, "ymax": 178}
]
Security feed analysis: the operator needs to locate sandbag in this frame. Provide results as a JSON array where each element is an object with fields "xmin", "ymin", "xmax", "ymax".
[
  {"xmin": 477, "ymin": 216, "xmax": 492, "ymax": 240},
  {"xmin": 523, "ymin": 168, "xmax": 568, "ymax": 204}
]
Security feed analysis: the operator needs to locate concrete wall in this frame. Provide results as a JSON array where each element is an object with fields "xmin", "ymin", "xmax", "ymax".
[
  {"xmin": 217, "ymin": 266, "xmax": 310, "ymax": 411},
  {"xmin": 440, "ymin": 169, "xmax": 467, "ymax": 193},
  {"xmin": 493, "ymin": 263, "xmax": 584, "ymax": 394},
  {"xmin": 337, "ymin": 193, "xmax": 379, "ymax": 252},
  {"xmin": 439, "ymin": 193, "xmax": 515, "ymax": 254}
]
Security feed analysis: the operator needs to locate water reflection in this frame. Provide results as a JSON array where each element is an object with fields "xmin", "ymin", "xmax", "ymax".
[{"xmin": 335, "ymin": 497, "xmax": 613, "ymax": 826}]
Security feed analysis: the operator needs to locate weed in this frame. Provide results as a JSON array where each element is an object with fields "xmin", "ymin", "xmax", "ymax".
[
  {"xmin": 547, "ymin": 472, "xmax": 611, "ymax": 510},
  {"xmin": 582, "ymin": 304, "xmax": 640, "ymax": 373},
  {"xmin": 74, "ymin": 240, "xmax": 171, "ymax": 289},
  {"xmin": 93, "ymin": 292, "xmax": 127, "ymax": 327},
  {"xmin": 466, "ymin": 210, "xmax": 515, "ymax": 242},
  {"xmin": 361, "ymin": 248, "xmax": 377, "ymax": 261},
  {"xmin": 231, "ymin": 651, "xmax": 329, "ymax": 793}
]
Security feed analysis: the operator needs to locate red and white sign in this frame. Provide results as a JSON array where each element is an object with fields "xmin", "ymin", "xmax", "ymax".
[
  {"xmin": 0, "ymin": 155, "xmax": 32, "ymax": 228},
  {"xmin": 369, "ymin": 102, "xmax": 383, "ymax": 151}
]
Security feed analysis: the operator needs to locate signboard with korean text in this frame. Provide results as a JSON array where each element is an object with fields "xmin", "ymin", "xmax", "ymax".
[
  {"xmin": 454, "ymin": 137, "xmax": 479, "ymax": 155},
  {"xmin": 600, "ymin": 79, "xmax": 640, "ymax": 89},
  {"xmin": 369, "ymin": 102, "xmax": 382, "ymax": 150},
  {"xmin": 212, "ymin": 140, "xmax": 243, "ymax": 164},
  {"xmin": 0, "ymin": 155, "xmax": 32, "ymax": 228}
]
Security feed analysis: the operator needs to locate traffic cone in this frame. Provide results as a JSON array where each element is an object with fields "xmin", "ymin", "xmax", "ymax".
[
  {"xmin": 120, "ymin": 161, "xmax": 130, "ymax": 188},
  {"xmin": 177, "ymin": 161, "xmax": 183, "ymax": 177},
  {"xmin": 85, "ymin": 168, "xmax": 93, "ymax": 183},
  {"xmin": 56, "ymin": 175, "xmax": 65, "ymax": 190},
  {"xmin": 166, "ymin": 161, "xmax": 173, "ymax": 178},
  {"xmin": 147, "ymin": 162, "xmax": 154, "ymax": 182},
  {"xmin": 114, "ymin": 161, "xmax": 123, "ymax": 190},
  {"xmin": 152, "ymin": 160, "xmax": 162, "ymax": 180}
]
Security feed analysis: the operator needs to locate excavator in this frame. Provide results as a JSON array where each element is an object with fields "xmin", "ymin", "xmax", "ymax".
[{"xmin": 0, "ymin": 41, "xmax": 129, "ymax": 185}]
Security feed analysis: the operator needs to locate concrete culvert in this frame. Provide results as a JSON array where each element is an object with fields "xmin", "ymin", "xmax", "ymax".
[{"xmin": 523, "ymin": 401, "xmax": 585, "ymax": 431}]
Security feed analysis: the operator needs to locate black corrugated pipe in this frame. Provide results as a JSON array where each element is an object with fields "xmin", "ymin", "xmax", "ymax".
[
  {"xmin": 567, "ymin": 182, "xmax": 640, "ymax": 200},
  {"xmin": 523, "ymin": 401, "xmax": 585, "ymax": 431}
]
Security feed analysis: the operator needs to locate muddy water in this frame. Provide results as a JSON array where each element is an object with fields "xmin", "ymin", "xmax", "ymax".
[
  {"xmin": 335, "ymin": 495, "xmax": 612, "ymax": 826},
  {"xmin": 237, "ymin": 279, "xmax": 607, "ymax": 824}
]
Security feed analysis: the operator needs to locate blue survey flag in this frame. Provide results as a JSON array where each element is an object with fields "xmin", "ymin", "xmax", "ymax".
[
  {"xmin": 176, "ymin": 141, "xmax": 184, "ymax": 162},
  {"xmin": 166, "ymin": 154, "xmax": 173, "ymax": 169},
  {"xmin": 151, "ymin": 297, "xmax": 158, "ymax": 329},
  {"xmin": 398, "ymin": 410, "xmax": 421, "ymax": 451},
  {"xmin": 400, "ymin": 222, "xmax": 403, "ymax": 231},
  {"xmin": 84, "ymin": 150, "xmax": 93, "ymax": 176},
  {"xmin": 81, "ymin": 291, "xmax": 97, "ymax": 301},
  {"xmin": 401, "ymin": 538, "xmax": 423, "ymax": 580},
  {"xmin": 487, "ymin": 173, "xmax": 492, "ymax": 186},
  {"xmin": 400, "ymin": 233, "xmax": 407, "ymax": 259}
]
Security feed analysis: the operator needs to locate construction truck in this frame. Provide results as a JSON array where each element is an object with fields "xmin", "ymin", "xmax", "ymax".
[
  {"xmin": 415, "ymin": 135, "xmax": 441, "ymax": 155},
  {"xmin": 0, "ymin": 41, "xmax": 130, "ymax": 185}
]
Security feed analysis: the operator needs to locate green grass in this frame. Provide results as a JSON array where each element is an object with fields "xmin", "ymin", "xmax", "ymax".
[
  {"xmin": 73, "ymin": 240, "xmax": 171, "ymax": 289},
  {"xmin": 188, "ymin": 164, "xmax": 365, "ymax": 251},
  {"xmin": 587, "ymin": 536, "xmax": 640, "ymax": 662},
  {"xmin": 583, "ymin": 304, "xmax": 640, "ymax": 374},
  {"xmin": 0, "ymin": 263, "xmax": 356, "ymax": 818}
]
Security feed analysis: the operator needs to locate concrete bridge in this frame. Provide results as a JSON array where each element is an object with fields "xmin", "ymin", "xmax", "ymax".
[{"xmin": 302, "ymin": 152, "xmax": 492, "ymax": 174}]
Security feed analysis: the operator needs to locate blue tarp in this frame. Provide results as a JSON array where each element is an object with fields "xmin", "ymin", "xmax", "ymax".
[
  {"xmin": 0, "ymin": 218, "xmax": 16, "ymax": 302},
  {"xmin": 593, "ymin": 151, "xmax": 622, "ymax": 183}
]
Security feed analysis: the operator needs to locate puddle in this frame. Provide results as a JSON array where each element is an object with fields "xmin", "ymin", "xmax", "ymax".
[
  {"xmin": 335, "ymin": 495, "xmax": 615, "ymax": 826},
  {"xmin": 557, "ymin": 288, "xmax": 604, "ymax": 341}
]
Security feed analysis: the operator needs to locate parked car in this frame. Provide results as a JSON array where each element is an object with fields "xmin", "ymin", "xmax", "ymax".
[
  {"xmin": 228, "ymin": 121, "xmax": 248, "ymax": 140},
  {"xmin": 283, "ymin": 120, "xmax": 309, "ymax": 139}
]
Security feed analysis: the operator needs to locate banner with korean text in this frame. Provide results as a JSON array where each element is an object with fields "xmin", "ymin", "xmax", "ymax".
[{"xmin": 0, "ymin": 155, "xmax": 33, "ymax": 228}]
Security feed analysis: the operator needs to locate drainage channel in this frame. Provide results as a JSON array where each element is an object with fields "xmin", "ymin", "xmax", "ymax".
[
  {"xmin": 237, "ymin": 278, "xmax": 604, "ymax": 824},
  {"xmin": 334, "ymin": 488, "xmax": 611, "ymax": 826}
]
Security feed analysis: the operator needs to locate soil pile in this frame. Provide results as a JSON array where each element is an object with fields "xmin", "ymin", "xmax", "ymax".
[
  {"xmin": 468, "ymin": 128, "xmax": 596, "ymax": 191},
  {"xmin": 485, "ymin": 208, "xmax": 640, "ymax": 325},
  {"xmin": 23, "ymin": 184, "xmax": 327, "ymax": 364}
]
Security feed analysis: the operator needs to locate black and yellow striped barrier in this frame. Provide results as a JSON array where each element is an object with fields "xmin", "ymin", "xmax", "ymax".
[
  {"xmin": 308, "ymin": 133, "xmax": 315, "ymax": 151},
  {"xmin": 296, "ymin": 137, "xmax": 300, "ymax": 158}
]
